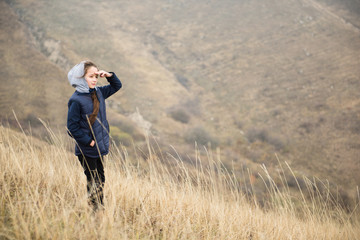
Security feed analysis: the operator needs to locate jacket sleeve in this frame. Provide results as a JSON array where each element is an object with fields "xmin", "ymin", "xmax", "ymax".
[
  {"xmin": 98, "ymin": 72, "xmax": 122, "ymax": 99},
  {"xmin": 67, "ymin": 100, "xmax": 93, "ymax": 146}
]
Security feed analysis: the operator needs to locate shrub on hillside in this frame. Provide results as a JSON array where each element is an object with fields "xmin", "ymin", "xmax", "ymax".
[
  {"xmin": 185, "ymin": 126, "xmax": 218, "ymax": 148},
  {"xmin": 299, "ymin": 122, "xmax": 313, "ymax": 134},
  {"xmin": 175, "ymin": 74, "xmax": 190, "ymax": 89},
  {"xmin": 111, "ymin": 118, "xmax": 144, "ymax": 141},
  {"xmin": 114, "ymin": 119, "xmax": 136, "ymax": 135},
  {"xmin": 285, "ymin": 173, "xmax": 306, "ymax": 190},
  {"xmin": 183, "ymin": 97, "xmax": 201, "ymax": 116},
  {"xmin": 169, "ymin": 108, "xmax": 190, "ymax": 123},
  {"xmin": 246, "ymin": 128, "xmax": 269, "ymax": 143},
  {"xmin": 110, "ymin": 125, "xmax": 132, "ymax": 146},
  {"xmin": 24, "ymin": 113, "xmax": 43, "ymax": 127},
  {"xmin": 234, "ymin": 120, "xmax": 244, "ymax": 129},
  {"xmin": 246, "ymin": 127, "xmax": 286, "ymax": 150},
  {"xmin": 267, "ymin": 134, "xmax": 286, "ymax": 150}
]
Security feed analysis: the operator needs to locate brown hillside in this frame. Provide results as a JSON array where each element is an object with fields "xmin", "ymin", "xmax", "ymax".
[
  {"xmin": 1, "ymin": 0, "xmax": 359, "ymax": 195},
  {"xmin": 0, "ymin": 1, "xmax": 71, "ymax": 127}
]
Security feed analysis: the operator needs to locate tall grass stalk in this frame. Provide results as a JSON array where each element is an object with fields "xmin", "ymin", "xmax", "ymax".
[{"xmin": 0, "ymin": 124, "xmax": 359, "ymax": 239}]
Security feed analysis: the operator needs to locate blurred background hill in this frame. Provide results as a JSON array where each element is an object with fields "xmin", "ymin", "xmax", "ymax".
[{"xmin": 1, "ymin": 0, "xmax": 359, "ymax": 201}]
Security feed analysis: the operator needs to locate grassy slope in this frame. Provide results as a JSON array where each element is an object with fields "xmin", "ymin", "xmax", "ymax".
[
  {"xmin": 0, "ymin": 125, "xmax": 359, "ymax": 239},
  {"xmin": 1, "ymin": 0, "xmax": 359, "ymax": 195}
]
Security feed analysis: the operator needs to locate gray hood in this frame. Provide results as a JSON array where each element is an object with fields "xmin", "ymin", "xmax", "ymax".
[{"xmin": 68, "ymin": 61, "xmax": 90, "ymax": 93}]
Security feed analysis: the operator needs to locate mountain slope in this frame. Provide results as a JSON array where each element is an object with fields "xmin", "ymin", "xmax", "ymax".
[
  {"xmin": 0, "ymin": 1, "xmax": 71, "ymax": 127},
  {"xmin": 1, "ymin": 0, "xmax": 359, "ymax": 194}
]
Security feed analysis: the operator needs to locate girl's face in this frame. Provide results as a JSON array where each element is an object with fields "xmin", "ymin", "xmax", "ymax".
[{"xmin": 84, "ymin": 66, "xmax": 98, "ymax": 89}]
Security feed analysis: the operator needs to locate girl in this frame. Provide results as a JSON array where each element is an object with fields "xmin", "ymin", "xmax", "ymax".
[{"xmin": 67, "ymin": 60, "xmax": 122, "ymax": 211}]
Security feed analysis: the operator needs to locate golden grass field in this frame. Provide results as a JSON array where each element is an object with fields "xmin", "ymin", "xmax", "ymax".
[{"xmin": 0, "ymin": 123, "xmax": 359, "ymax": 240}]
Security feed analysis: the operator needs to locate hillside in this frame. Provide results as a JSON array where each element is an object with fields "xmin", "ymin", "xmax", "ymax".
[
  {"xmin": 0, "ymin": 1, "xmax": 71, "ymax": 127},
  {"xmin": 1, "ymin": 125, "xmax": 359, "ymax": 239},
  {"xmin": 1, "ymin": 0, "xmax": 359, "ymax": 197}
]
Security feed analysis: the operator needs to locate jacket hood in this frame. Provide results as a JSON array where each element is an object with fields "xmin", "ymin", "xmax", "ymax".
[{"xmin": 68, "ymin": 61, "xmax": 90, "ymax": 93}]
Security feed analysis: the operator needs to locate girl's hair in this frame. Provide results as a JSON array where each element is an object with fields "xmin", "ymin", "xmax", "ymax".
[
  {"xmin": 82, "ymin": 60, "xmax": 100, "ymax": 126},
  {"xmin": 82, "ymin": 61, "xmax": 98, "ymax": 77}
]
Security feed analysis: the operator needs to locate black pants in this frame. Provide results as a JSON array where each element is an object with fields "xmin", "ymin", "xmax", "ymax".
[{"xmin": 78, "ymin": 155, "xmax": 105, "ymax": 211}]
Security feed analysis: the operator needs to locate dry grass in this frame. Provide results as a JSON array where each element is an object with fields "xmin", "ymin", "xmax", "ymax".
[{"xmin": 0, "ymin": 123, "xmax": 359, "ymax": 240}]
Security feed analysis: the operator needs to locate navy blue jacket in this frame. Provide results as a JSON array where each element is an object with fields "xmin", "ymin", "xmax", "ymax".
[{"xmin": 67, "ymin": 72, "xmax": 122, "ymax": 158}]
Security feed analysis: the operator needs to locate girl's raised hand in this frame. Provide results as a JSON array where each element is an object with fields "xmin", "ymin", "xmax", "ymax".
[{"xmin": 96, "ymin": 70, "xmax": 113, "ymax": 78}]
